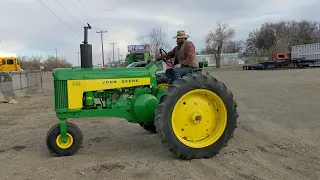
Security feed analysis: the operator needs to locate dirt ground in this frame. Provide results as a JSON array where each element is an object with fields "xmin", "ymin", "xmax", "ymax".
[{"xmin": 0, "ymin": 68, "xmax": 319, "ymax": 180}]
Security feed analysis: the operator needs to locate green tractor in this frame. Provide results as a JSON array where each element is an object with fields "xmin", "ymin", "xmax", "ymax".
[
  {"xmin": 46, "ymin": 24, "xmax": 239, "ymax": 160},
  {"xmin": 124, "ymin": 46, "xmax": 151, "ymax": 67}
]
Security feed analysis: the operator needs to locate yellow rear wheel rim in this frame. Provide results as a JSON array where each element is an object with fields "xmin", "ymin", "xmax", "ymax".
[
  {"xmin": 56, "ymin": 133, "xmax": 74, "ymax": 149},
  {"xmin": 171, "ymin": 89, "xmax": 227, "ymax": 148}
]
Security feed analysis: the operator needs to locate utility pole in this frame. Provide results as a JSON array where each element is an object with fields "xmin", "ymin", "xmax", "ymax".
[
  {"xmin": 110, "ymin": 42, "xmax": 116, "ymax": 62},
  {"xmin": 53, "ymin": 49, "xmax": 58, "ymax": 61},
  {"xmin": 96, "ymin": 30, "xmax": 107, "ymax": 66},
  {"xmin": 117, "ymin": 48, "xmax": 120, "ymax": 61},
  {"xmin": 77, "ymin": 52, "xmax": 80, "ymax": 66}
]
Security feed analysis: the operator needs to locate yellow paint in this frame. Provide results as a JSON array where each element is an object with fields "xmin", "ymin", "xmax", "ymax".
[
  {"xmin": 67, "ymin": 77, "xmax": 151, "ymax": 109},
  {"xmin": 56, "ymin": 133, "xmax": 73, "ymax": 149},
  {"xmin": 158, "ymin": 83, "xmax": 168, "ymax": 89},
  {"xmin": 0, "ymin": 57, "xmax": 23, "ymax": 72},
  {"xmin": 171, "ymin": 89, "xmax": 227, "ymax": 148}
]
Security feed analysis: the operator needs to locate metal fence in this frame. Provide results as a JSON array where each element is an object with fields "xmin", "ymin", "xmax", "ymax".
[
  {"xmin": 0, "ymin": 70, "xmax": 43, "ymax": 98},
  {"xmin": 197, "ymin": 53, "xmax": 246, "ymax": 67}
]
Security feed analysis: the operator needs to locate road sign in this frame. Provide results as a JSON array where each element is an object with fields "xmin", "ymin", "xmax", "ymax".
[{"xmin": 127, "ymin": 44, "xmax": 150, "ymax": 52}]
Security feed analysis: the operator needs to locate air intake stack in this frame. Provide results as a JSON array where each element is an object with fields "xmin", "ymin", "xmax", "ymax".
[{"xmin": 80, "ymin": 23, "xmax": 93, "ymax": 68}]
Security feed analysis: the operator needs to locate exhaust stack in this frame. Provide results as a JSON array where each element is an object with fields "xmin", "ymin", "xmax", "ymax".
[{"xmin": 80, "ymin": 23, "xmax": 93, "ymax": 68}]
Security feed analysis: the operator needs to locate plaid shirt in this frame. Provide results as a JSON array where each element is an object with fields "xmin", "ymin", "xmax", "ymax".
[{"xmin": 166, "ymin": 41, "xmax": 197, "ymax": 67}]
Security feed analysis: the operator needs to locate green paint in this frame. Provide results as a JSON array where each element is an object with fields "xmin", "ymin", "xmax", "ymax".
[
  {"xmin": 53, "ymin": 66, "xmax": 151, "ymax": 80},
  {"xmin": 125, "ymin": 52, "xmax": 151, "ymax": 66},
  {"xmin": 133, "ymin": 94, "xmax": 158, "ymax": 123},
  {"xmin": 57, "ymin": 107, "xmax": 138, "ymax": 123},
  {"xmin": 203, "ymin": 61, "xmax": 208, "ymax": 67},
  {"xmin": 59, "ymin": 119, "xmax": 67, "ymax": 143},
  {"xmin": 54, "ymin": 80, "xmax": 68, "ymax": 109},
  {"xmin": 55, "ymin": 85, "xmax": 163, "ymax": 123},
  {"xmin": 145, "ymin": 62, "xmax": 158, "ymax": 86},
  {"xmin": 198, "ymin": 61, "xmax": 204, "ymax": 68},
  {"xmin": 84, "ymin": 92, "xmax": 94, "ymax": 106},
  {"xmin": 154, "ymin": 86, "xmax": 167, "ymax": 99},
  {"xmin": 51, "ymin": 61, "xmax": 188, "ymax": 141}
]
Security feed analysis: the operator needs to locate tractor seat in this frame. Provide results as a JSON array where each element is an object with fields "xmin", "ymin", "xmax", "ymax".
[{"xmin": 156, "ymin": 73, "xmax": 169, "ymax": 84}]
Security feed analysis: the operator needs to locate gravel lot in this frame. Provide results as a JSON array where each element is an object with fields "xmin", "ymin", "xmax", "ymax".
[{"xmin": 0, "ymin": 68, "xmax": 319, "ymax": 180}]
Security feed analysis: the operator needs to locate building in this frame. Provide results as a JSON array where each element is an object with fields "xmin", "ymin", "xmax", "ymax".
[{"xmin": 197, "ymin": 53, "xmax": 244, "ymax": 67}]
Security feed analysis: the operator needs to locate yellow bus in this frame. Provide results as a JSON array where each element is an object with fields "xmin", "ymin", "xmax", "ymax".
[{"xmin": 0, "ymin": 57, "xmax": 23, "ymax": 72}]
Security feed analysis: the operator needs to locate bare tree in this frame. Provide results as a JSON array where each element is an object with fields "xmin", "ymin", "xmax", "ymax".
[
  {"xmin": 43, "ymin": 56, "xmax": 72, "ymax": 71},
  {"xmin": 19, "ymin": 55, "xmax": 43, "ymax": 70},
  {"xmin": 19, "ymin": 55, "xmax": 72, "ymax": 71},
  {"xmin": 205, "ymin": 22, "xmax": 236, "ymax": 68},
  {"xmin": 106, "ymin": 52, "xmax": 113, "ymax": 66},
  {"xmin": 223, "ymin": 40, "xmax": 245, "ymax": 53},
  {"xmin": 245, "ymin": 20, "xmax": 320, "ymax": 58},
  {"xmin": 142, "ymin": 27, "xmax": 170, "ymax": 58}
]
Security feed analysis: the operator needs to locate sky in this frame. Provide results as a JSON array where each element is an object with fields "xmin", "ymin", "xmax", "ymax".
[{"xmin": 0, "ymin": 0, "xmax": 319, "ymax": 66}]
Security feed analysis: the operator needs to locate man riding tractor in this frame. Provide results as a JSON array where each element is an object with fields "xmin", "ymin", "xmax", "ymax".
[{"xmin": 155, "ymin": 30, "xmax": 198, "ymax": 84}]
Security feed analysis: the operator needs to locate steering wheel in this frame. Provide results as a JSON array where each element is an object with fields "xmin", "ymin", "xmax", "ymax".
[
  {"xmin": 159, "ymin": 48, "xmax": 167, "ymax": 57},
  {"xmin": 159, "ymin": 48, "xmax": 174, "ymax": 64}
]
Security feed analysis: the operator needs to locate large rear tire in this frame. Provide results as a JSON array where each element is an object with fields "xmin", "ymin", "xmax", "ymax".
[{"xmin": 154, "ymin": 74, "xmax": 238, "ymax": 160}]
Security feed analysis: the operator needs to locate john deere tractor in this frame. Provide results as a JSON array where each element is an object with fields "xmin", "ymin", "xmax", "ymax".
[{"xmin": 46, "ymin": 24, "xmax": 239, "ymax": 160}]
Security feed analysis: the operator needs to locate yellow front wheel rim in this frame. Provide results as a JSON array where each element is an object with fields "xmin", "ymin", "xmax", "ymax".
[
  {"xmin": 56, "ymin": 133, "xmax": 74, "ymax": 149},
  {"xmin": 171, "ymin": 89, "xmax": 227, "ymax": 148}
]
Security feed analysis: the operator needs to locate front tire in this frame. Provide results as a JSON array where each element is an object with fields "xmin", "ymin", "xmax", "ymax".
[
  {"xmin": 46, "ymin": 122, "xmax": 83, "ymax": 156},
  {"xmin": 154, "ymin": 74, "xmax": 238, "ymax": 160}
]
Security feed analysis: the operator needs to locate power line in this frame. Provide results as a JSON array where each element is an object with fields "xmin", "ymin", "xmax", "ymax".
[
  {"xmin": 66, "ymin": 0, "xmax": 90, "ymax": 24},
  {"xmin": 38, "ymin": 0, "xmax": 82, "ymax": 38},
  {"xmin": 76, "ymin": 0, "xmax": 103, "ymax": 30},
  {"xmin": 53, "ymin": 0, "xmax": 86, "ymax": 26},
  {"xmin": 96, "ymin": 30, "xmax": 107, "ymax": 66}
]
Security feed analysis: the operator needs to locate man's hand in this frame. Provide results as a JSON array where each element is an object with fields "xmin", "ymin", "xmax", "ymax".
[{"xmin": 155, "ymin": 56, "xmax": 163, "ymax": 61}]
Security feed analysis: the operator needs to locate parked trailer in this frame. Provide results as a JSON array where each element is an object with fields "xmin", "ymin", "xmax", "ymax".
[
  {"xmin": 291, "ymin": 59, "xmax": 318, "ymax": 68},
  {"xmin": 243, "ymin": 43, "xmax": 320, "ymax": 70},
  {"xmin": 242, "ymin": 59, "xmax": 319, "ymax": 70},
  {"xmin": 291, "ymin": 43, "xmax": 320, "ymax": 60},
  {"xmin": 242, "ymin": 64, "xmax": 264, "ymax": 70},
  {"xmin": 243, "ymin": 60, "xmax": 284, "ymax": 70}
]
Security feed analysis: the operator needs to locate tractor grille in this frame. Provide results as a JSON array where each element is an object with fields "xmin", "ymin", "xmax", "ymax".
[{"xmin": 54, "ymin": 80, "xmax": 68, "ymax": 109}]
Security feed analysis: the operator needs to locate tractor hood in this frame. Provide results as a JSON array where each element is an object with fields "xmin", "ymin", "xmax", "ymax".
[{"xmin": 52, "ymin": 67, "xmax": 151, "ymax": 80}]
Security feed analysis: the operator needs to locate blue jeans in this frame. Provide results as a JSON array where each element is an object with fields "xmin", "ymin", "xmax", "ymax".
[
  {"xmin": 165, "ymin": 66, "xmax": 197, "ymax": 84},
  {"xmin": 165, "ymin": 68, "xmax": 181, "ymax": 84}
]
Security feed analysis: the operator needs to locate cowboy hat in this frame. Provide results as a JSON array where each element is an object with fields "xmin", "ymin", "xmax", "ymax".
[{"xmin": 173, "ymin": 30, "xmax": 190, "ymax": 38}]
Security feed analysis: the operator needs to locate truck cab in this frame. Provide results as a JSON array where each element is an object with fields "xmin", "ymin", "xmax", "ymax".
[
  {"xmin": 124, "ymin": 44, "xmax": 152, "ymax": 67},
  {"xmin": 0, "ymin": 57, "xmax": 23, "ymax": 72},
  {"xmin": 125, "ymin": 52, "xmax": 151, "ymax": 66}
]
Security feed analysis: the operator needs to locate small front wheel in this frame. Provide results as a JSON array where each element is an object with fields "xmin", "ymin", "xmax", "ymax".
[{"xmin": 46, "ymin": 122, "xmax": 83, "ymax": 156}]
